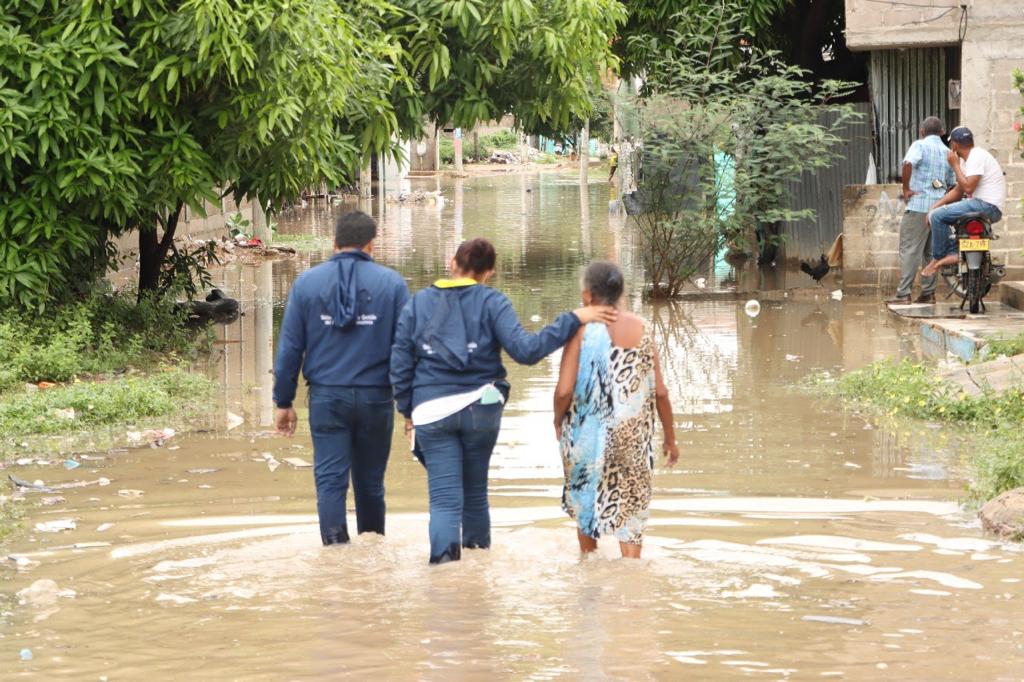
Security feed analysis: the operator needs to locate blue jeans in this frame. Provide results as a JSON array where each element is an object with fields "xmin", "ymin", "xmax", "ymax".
[
  {"xmin": 929, "ymin": 198, "xmax": 1002, "ymax": 260},
  {"xmin": 308, "ymin": 385, "xmax": 394, "ymax": 545},
  {"xmin": 415, "ymin": 400, "xmax": 504, "ymax": 564}
]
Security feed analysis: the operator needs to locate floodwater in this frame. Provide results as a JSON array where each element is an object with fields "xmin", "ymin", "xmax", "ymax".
[{"xmin": 5, "ymin": 173, "xmax": 1024, "ymax": 680}]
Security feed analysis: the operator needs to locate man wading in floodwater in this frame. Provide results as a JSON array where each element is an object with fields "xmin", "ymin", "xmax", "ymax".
[{"xmin": 273, "ymin": 211, "xmax": 410, "ymax": 545}]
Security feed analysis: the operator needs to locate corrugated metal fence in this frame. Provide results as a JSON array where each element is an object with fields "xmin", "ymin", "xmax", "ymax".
[
  {"xmin": 781, "ymin": 102, "xmax": 874, "ymax": 261},
  {"xmin": 870, "ymin": 48, "xmax": 953, "ymax": 183}
]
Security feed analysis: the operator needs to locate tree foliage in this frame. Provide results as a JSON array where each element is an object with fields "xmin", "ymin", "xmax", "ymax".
[
  {"xmin": 624, "ymin": 3, "xmax": 858, "ymax": 298},
  {"xmin": 615, "ymin": 0, "xmax": 792, "ymax": 79},
  {"xmin": 0, "ymin": 0, "xmax": 385, "ymax": 308},
  {"xmin": 386, "ymin": 0, "xmax": 625, "ymax": 137},
  {"xmin": 1, "ymin": 0, "xmax": 624, "ymax": 310}
]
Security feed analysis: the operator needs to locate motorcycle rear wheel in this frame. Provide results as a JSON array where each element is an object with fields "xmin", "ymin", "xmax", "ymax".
[{"xmin": 966, "ymin": 268, "xmax": 982, "ymax": 314}]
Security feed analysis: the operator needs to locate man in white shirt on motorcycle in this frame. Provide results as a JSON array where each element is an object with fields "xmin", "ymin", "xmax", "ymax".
[{"xmin": 921, "ymin": 126, "xmax": 1006, "ymax": 278}]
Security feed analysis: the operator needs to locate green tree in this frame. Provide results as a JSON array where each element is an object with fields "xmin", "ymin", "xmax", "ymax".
[
  {"xmin": 1, "ymin": 0, "xmax": 396, "ymax": 307},
  {"xmin": 615, "ymin": 0, "xmax": 792, "ymax": 79},
  {"xmin": 1, "ymin": 0, "xmax": 625, "ymax": 309},
  {"xmin": 386, "ymin": 0, "xmax": 625, "ymax": 136},
  {"xmin": 623, "ymin": 3, "xmax": 857, "ymax": 297}
]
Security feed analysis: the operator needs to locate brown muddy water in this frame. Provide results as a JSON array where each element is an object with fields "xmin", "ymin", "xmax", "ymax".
[{"xmin": 5, "ymin": 173, "xmax": 1024, "ymax": 680}]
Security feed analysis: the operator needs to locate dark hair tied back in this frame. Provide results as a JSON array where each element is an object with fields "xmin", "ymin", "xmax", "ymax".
[
  {"xmin": 454, "ymin": 238, "xmax": 497, "ymax": 275},
  {"xmin": 583, "ymin": 261, "xmax": 624, "ymax": 305}
]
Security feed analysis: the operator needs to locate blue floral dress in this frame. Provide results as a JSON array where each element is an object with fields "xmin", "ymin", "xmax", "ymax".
[{"xmin": 560, "ymin": 323, "xmax": 656, "ymax": 544}]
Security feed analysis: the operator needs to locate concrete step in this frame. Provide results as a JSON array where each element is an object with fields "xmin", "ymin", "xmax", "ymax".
[
  {"xmin": 939, "ymin": 353, "xmax": 1024, "ymax": 396},
  {"xmin": 888, "ymin": 287, "xmax": 1024, "ymax": 361}
]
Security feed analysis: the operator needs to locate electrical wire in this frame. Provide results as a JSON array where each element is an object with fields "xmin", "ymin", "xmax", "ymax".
[
  {"xmin": 912, "ymin": 7, "xmax": 956, "ymax": 24},
  {"xmin": 958, "ymin": 5, "xmax": 969, "ymax": 42}
]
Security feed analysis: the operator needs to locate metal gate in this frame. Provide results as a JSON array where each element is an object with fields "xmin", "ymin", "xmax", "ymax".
[
  {"xmin": 780, "ymin": 102, "xmax": 874, "ymax": 261},
  {"xmin": 869, "ymin": 47, "xmax": 958, "ymax": 183}
]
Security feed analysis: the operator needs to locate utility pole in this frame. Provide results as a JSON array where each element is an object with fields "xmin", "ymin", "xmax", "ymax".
[
  {"xmin": 252, "ymin": 195, "xmax": 270, "ymax": 243},
  {"xmin": 453, "ymin": 128, "xmax": 464, "ymax": 172},
  {"xmin": 358, "ymin": 162, "xmax": 372, "ymax": 198},
  {"xmin": 579, "ymin": 120, "xmax": 590, "ymax": 185}
]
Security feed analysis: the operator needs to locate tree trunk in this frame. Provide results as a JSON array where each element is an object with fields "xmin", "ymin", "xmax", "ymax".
[{"xmin": 137, "ymin": 203, "xmax": 184, "ymax": 298}]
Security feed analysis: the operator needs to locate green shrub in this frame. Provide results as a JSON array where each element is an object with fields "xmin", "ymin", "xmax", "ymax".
[
  {"xmin": 971, "ymin": 426, "xmax": 1024, "ymax": 504},
  {"xmin": 824, "ymin": 359, "xmax": 1024, "ymax": 424},
  {"xmin": 0, "ymin": 292, "xmax": 199, "ymax": 391},
  {"xmin": 439, "ymin": 138, "xmax": 455, "ymax": 165},
  {"xmin": 0, "ymin": 369, "xmax": 214, "ymax": 437},
  {"xmin": 439, "ymin": 130, "xmax": 520, "ymax": 164},
  {"xmin": 815, "ymin": 359, "xmax": 1024, "ymax": 502},
  {"xmin": 981, "ymin": 333, "xmax": 1024, "ymax": 359}
]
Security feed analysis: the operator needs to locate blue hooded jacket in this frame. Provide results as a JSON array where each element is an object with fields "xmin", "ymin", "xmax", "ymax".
[
  {"xmin": 273, "ymin": 250, "xmax": 410, "ymax": 408},
  {"xmin": 390, "ymin": 282, "xmax": 581, "ymax": 418}
]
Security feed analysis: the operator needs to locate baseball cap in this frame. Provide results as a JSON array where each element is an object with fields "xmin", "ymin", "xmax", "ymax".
[{"xmin": 949, "ymin": 126, "xmax": 974, "ymax": 144}]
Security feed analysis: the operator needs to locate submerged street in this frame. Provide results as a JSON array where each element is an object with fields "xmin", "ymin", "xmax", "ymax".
[{"xmin": 6, "ymin": 174, "xmax": 1023, "ymax": 679}]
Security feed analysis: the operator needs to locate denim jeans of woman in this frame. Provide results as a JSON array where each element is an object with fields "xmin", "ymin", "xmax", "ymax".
[
  {"xmin": 308, "ymin": 385, "xmax": 394, "ymax": 545},
  {"xmin": 415, "ymin": 400, "xmax": 503, "ymax": 564}
]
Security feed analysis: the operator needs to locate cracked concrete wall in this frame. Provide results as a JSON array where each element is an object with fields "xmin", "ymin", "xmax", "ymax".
[{"xmin": 844, "ymin": 1, "xmax": 1024, "ymax": 286}]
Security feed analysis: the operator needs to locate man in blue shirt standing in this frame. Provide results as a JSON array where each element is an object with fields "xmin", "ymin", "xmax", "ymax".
[
  {"xmin": 273, "ymin": 211, "xmax": 410, "ymax": 545},
  {"xmin": 890, "ymin": 116, "xmax": 954, "ymax": 304}
]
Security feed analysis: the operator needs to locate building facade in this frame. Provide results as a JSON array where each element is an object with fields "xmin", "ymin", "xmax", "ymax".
[{"xmin": 843, "ymin": 0, "xmax": 1024, "ymax": 285}]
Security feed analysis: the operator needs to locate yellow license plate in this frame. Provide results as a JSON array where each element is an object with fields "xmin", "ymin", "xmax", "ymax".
[{"xmin": 959, "ymin": 239, "xmax": 989, "ymax": 251}]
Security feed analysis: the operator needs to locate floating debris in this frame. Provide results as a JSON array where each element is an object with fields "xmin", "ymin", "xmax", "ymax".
[
  {"xmin": 8, "ymin": 554, "xmax": 37, "ymax": 568},
  {"xmin": 802, "ymin": 615, "xmax": 865, "ymax": 626},
  {"xmin": 34, "ymin": 519, "xmax": 76, "ymax": 533},
  {"xmin": 9, "ymin": 475, "xmax": 52, "ymax": 492},
  {"xmin": 744, "ymin": 300, "xmax": 761, "ymax": 318},
  {"xmin": 63, "ymin": 459, "xmax": 80, "ymax": 470},
  {"xmin": 187, "ymin": 468, "xmax": 219, "ymax": 475},
  {"xmin": 97, "ymin": 523, "xmax": 114, "ymax": 532},
  {"xmin": 118, "ymin": 489, "xmax": 145, "ymax": 498},
  {"xmin": 19, "ymin": 648, "xmax": 32, "ymax": 661},
  {"xmin": 263, "ymin": 453, "xmax": 281, "ymax": 472},
  {"xmin": 226, "ymin": 411, "xmax": 245, "ymax": 431},
  {"xmin": 127, "ymin": 428, "xmax": 176, "ymax": 448},
  {"xmin": 282, "ymin": 457, "xmax": 312, "ymax": 469},
  {"xmin": 17, "ymin": 578, "xmax": 77, "ymax": 606}
]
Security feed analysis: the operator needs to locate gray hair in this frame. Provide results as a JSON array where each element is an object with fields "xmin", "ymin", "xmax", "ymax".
[{"xmin": 921, "ymin": 116, "xmax": 945, "ymax": 136}]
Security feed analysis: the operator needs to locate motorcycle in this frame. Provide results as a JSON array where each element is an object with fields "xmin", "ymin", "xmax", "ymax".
[{"xmin": 940, "ymin": 212, "xmax": 1005, "ymax": 314}]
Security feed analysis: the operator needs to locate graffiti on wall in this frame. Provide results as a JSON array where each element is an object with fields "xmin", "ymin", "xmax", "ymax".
[{"xmin": 865, "ymin": 190, "xmax": 906, "ymax": 231}]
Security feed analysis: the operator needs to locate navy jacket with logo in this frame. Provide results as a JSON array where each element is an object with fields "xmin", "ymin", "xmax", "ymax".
[
  {"xmin": 390, "ymin": 282, "xmax": 581, "ymax": 418},
  {"xmin": 273, "ymin": 250, "xmax": 410, "ymax": 408}
]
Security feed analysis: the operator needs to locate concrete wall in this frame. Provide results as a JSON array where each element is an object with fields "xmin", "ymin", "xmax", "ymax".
[
  {"xmin": 845, "ymin": 0, "xmax": 962, "ymax": 49},
  {"xmin": 113, "ymin": 195, "xmax": 257, "ymax": 258},
  {"xmin": 409, "ymin": 123, "xmax": 440, "ymax": 173},
  {"xmin": 841, "ymin": 183, "xmax": 903, "ymax": 290},
  {"xmin": 844, "ymin": 1, "xmax": 1024, "ymax": 284}
]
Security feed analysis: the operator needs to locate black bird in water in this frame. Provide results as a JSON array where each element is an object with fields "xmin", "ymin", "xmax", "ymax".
[
  {"xmin": 800, "ymin": 254, "xmax": 830, "ymax": 285},
  {"xmin": 178, "ymin": 288, "xmax": 241, "ymax": 328}
]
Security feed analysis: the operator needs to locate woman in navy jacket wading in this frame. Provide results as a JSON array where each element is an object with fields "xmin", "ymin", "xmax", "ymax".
[{"xmin": 390, "ymin": 238, "xmax": 615, "ymax": 564}]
